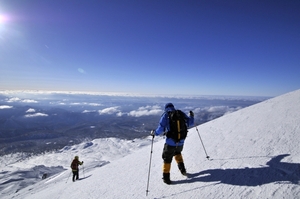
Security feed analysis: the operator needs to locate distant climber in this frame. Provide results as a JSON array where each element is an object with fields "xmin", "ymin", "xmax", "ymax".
[{"xmin": 70, "ymin": 156, "xmax": 83, "ymax": 182}]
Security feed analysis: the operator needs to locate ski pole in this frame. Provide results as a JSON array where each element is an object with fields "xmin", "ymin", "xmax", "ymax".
[
  {"xmin": 66, "ymin": 171, "xmax": 72, "ymax": 183},
  {"xmin": 195, "ymin": 126, "xmax": 210, "ymax": 160},
  {"xmin": 146, "ymin": 132, "xmax": 155, "ymax": 196},
  {"xmin": 82, "ymin": 164, "xmax": 85, "ymax": 178}
]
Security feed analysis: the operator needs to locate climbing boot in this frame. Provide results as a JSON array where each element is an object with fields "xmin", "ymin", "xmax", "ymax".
[
  {"xmin": 178, "ymin": 162, "xmax": 187, "ymax": 176},
  {"xmin": 163, "ymin": 173, "xmax": 171, "ymax": 185}
]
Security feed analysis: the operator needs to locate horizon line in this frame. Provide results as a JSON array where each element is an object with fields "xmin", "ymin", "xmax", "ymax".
[{"xmin": 0, "ymin": 89, "xmax": 272, "ymax": 100}]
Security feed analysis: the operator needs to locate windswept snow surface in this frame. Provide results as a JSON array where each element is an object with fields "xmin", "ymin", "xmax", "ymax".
[{"xmin": 1, "ymin": 90, "xmax": 300, "ymax": 199}]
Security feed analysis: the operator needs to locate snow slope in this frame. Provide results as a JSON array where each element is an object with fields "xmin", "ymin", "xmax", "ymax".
[{"xmin": 1, "ymin": 90, "xmax": 300, "ymax": 199}]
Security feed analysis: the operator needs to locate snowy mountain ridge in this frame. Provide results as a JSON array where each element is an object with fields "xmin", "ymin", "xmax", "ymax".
[{"xmin": 1, "ymin": 89, "xmax": 300, "ymax": 199}]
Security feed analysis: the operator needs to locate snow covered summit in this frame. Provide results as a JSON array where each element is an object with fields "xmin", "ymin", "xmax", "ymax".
[{"xmin": 1, "ymin": 89, "xmax": 300, "ymax": 199}]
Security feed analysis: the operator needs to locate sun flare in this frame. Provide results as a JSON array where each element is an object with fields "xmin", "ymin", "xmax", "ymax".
[{"xmin": 0, "ymin": 14, "xmax": 8, "ymax": 24}]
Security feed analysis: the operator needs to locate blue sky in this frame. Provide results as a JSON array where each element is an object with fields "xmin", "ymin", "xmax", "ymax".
[{"xmin": 0, "ymin": 0, "xmax": 299, "ymax": 97}]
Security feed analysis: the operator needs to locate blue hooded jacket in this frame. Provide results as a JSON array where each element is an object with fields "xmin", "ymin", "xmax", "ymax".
[{"xmin": 155, "ymin": 103, "xmax": 194, "ymax": 146}]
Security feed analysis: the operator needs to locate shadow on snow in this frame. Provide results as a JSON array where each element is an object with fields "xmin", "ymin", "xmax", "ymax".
[
  {"xmin": 78, "ymin": 174, "xmax": 92, "ymax": 181},
  {"xmin": 175, "ymin": 154, "xmax": 300, "ymax": 186}
]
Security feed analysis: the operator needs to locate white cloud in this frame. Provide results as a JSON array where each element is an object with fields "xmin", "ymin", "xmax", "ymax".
[
  {"xmin": 128, "ymin": 105, "xmax": 162, "ymax": 117},
  {"xmin": 70, "ymin": 103, "xmax": 81, "ymax": 105},
  {"xmin": 98, "ymin": 107, "xmax": 120, "ymax": 115},
  {"xmin": 26, "ymin": 108, "xmax": 36, "ymax": 113},
  {"xmin": 116, "ymin": 112, "xmax": 126, "ymax": 117},
  {"xmin": 194, "ymin": 106, "xmax": 242, "ymax": 115},
  {"xmin": 193, "ymin": 107, "xmax": 202, "ymax": 113},
  {"xmin": 205, "ymin": 106, "xmax": 242, "ymax": 113},
  {"xmin": 7, "ymin": 97, "xmax": 21, "ymax": 102},
  {"xmin": 22, "ymin": 99, "xmax": 38, "ymax": 103},
  {"xmin": 7, "ymin": 97, "xmax": 38, "ymax": 103},
  {"xmin": 70, "ymin": 102, "xmax": 102, "ymax": 106},
  {"xmin": 0, "ymin": 105, "xmax": 13, "ymax": 109},
  {"xmin": 206, "ymin": 106, "xmax": 229, "ymax": 112},
  {"xmin": 24, "ymin": 113, "xmax": 48, "ymax": 118},
  {"xmin": 78, "ymin": 68, "xmax": 86, "ymax": 74},
  {"xmin": 82, "ymin": 110, "xmax": 96, "ymax": 113},
  {"xmin": 224, "ymin": 106, "xmax": 242, "ymax": 115},
  {"xmin": 88, "ymin": 103, "xmax": 102, "ymax": 106}
]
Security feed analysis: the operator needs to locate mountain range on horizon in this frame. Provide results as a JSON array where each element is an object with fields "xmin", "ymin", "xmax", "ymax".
[{"xmin": 0, "ymin": 92, "xmax": 261, "ymax": 155}]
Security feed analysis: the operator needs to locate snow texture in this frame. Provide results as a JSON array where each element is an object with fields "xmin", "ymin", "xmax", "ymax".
[{"xmin": 1, "ymin": 90, "xmax": 300, "ymax": 199}]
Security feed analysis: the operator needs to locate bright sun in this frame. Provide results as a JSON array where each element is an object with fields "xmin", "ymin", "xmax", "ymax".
[{"xmin": 0, "ymin": 15, "xmax": 7, "ymax": 24}]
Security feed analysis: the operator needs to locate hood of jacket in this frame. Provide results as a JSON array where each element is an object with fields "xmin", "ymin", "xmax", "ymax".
[{"xmin": 165, "ymin": 103, "xmax": 175, "ymax": 112}]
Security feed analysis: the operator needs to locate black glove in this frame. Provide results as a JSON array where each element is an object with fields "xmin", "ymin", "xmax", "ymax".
[
  {"xmin": 82, "ymin": 161, "xmax": 84, "ymax": 164},
  {"xmin": 189, "ymin": 111, "xmax": 194, "ymax": 117},
  {"xmin": 150, "ymin": 130, "xmax": 155, "ymax": 138}
]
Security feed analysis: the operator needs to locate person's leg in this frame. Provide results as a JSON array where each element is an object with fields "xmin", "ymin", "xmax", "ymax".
[
  {"xmin": 76, "ymin": 170, "xmax": 79, "ymax": 180},
  {"xmin": 72, "ymin": 171, "xmax": 76, "ymax": 182},
  {"xmin": 162, "ymin": 144, "xmax": 176, "ymax": 184},
  {"xmin": 174, "ymin": 145, "xmax": 186, "ymax": 175}
]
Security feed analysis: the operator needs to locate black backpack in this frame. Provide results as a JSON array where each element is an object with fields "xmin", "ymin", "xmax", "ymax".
[{"xmin": 166, "ymin": 110, "xmax": 188, "ymax": 142}]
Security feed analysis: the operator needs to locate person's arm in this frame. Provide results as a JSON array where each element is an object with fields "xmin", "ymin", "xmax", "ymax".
[
  {"xmin": 185, "ymin": 111, "xmax": 194, "ymax": 127},
  {"xmin": 155, "ymin": 113, "xmax": 168, "ymax": 136}
]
